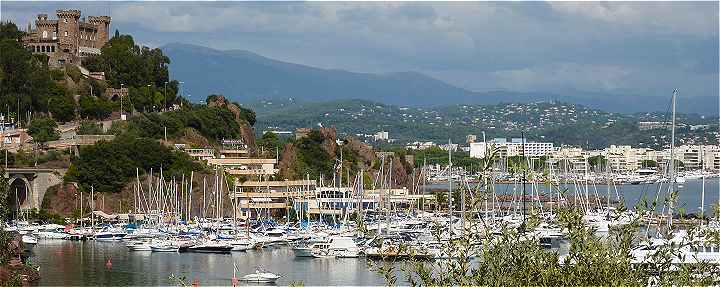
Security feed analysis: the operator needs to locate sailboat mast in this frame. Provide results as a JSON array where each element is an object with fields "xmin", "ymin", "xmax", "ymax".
[
  {"xmin": 448, "ymin": 139, "xmax": 453, "ymax": 236},
  {"xmin": 668, "ymin": 89, "xmax": 677, "ymax": 229}
]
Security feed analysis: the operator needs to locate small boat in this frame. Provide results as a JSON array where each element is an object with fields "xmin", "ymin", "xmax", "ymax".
[
  {"xmin": 94, "ymin": 231, "xmax": 127, "ymax": 241},
  {"xmin": 22, "ymin": 234, "xmax": 38, "ymax": 245},
  {"xmin": 126, "ymin": 240, "xmax": 153, "ymax": 251},
  {"xmin": 187, "ymin": 241, "xmax": 233, "ymax": 253},
  {"xmin": 228, "ymin": 239, "xmax": 256, "ymax": 251},
  {"xmin": 150, "ymin": 242, "xmax": 179, "ymax": 252},
  {"xmin": 241, "ymin": 267, "xmax": 281, "ymax": 283}
]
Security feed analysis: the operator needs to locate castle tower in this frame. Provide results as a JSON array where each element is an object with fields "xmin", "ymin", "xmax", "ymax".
[
  {"xmin": 56, "ymin": 9, "xmax": 81, "ymax": 55},
  {"xmin": 88, "ymin": 16, "xmax": 111, "ymax": 48},
  {"xmin": 34, "ymin": 14, "xmax": 55, "ymax": 41}
]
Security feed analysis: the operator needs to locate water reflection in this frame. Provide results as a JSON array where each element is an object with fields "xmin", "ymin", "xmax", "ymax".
[{"xmin": 31, "ymin": 241, "xmax": 389, "ymax": 286}]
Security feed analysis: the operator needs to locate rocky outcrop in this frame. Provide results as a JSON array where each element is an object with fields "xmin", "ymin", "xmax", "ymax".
[
  {"xmin": 319, "ymin": 127, "xmax": 337, "ymax": 156},
  {"xmin": 41, "ymin": 183, "xmax": 78, "ymax": 216},
  {"xmin": 277, "ymin": 143, "xmax": 299, "ymax": 179},
  {"xmin": 206, "ymin": 95, "xmax": 256, "ymax": 149},
  {"xmin": 0, "ymin": 233, "xmax": 40, "ymax": 285}
]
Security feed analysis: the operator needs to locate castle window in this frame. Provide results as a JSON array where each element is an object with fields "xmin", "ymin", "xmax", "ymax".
[
  {"xmin": 63, "ymin": 19, "xmax": 67, "ymax": 23},
  {"xmin": 64, "ymin": 31, "xmax": 68, "ymax": 36},
  {"xmin": 42, "ymin": 31, "xmax": 47, "ymax": 38},
  {"xmin": 51, "ymin": 46, "xmax": 55, "ymax": 52},
  {"xmin": 41, "ymin": 46, "xmax": 45, "ymax": 52},
  {"xmin": 53, "ymin": 32, "xmax": 57, "ymax": 39}
]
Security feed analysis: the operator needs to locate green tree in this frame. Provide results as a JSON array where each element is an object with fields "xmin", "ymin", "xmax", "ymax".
[
  {"xmin": 78, "ymin": 95, "xmax": 112, "ymax": 120},
  {"xmin": 292, "ymin": 130, "xmax": 333, "ymax": 179},
  {"xmin": 0, "ymin": 22, "xmax": 54, "ymax": 125},
  {"xmin": 83, "ymin": 33, "xmax": 179, "ymax": 109},
  {"xmin": 588, "ymin": 155, "xmax": 607, "ymax": 170},
  {"xmin": 28, "ymin": 117, "xmax": 60, "ymax": 145},
  {"xmin": 258, "ymin": 132, "xmax": 281, "ymax": 157},
  {"xmin": 76, "ymin": 121, "xmax": 104, "ymax": 135},
  {"xmin": 641, "ymin": 159, "xmax": 657, "ymax": 168},
  {"xmin": 47, "ymin": 83, "xmax": 76, "ymax": 122},
  {"xmin": 0, "ymin": 166, "xmax": 10, "ymax": 221},
  {"xmin": 66, "ymin": 134, "xmax": 200, "ymax": 193}
]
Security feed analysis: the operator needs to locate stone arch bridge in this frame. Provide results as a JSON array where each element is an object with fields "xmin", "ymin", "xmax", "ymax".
[{"xmin": 4, "ymin": 168, "xmax": 66, "ymax": 217}]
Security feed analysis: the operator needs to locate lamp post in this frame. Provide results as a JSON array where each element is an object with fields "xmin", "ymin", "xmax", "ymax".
[
  {"xmin": 179, "ymin": 81, "xmax": 184, "ymax": 108},
  {"xmin": 120, "ymin": 83, "xmax": 124, "ymax": 120},
  {"xmin": 164, "ymin": 81, "xmax": 168, "ymax": 111},
  {"xmin": 146, "ymin": 84, "xmax": 151, "ymax": 112}
]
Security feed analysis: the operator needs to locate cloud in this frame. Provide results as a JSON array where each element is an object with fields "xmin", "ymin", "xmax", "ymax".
[{"xmin": 2, "ymin": 1, "xmax": 717, "ymax": 99}]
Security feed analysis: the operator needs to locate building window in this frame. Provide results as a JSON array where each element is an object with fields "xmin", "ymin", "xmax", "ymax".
[
  {"xmin": 63, "ymin": 19, "xmax": 67, "ymax": 23},
  {"xmin": 41, "ymin": 46, "xmax": 45, "ymax": 52},
  {"xmin": 42, "ymin": 31, "xmax": 47, "ymax": 38},
  {"xmin": 51, "ymin": 46, "xmax": 55, "ymax": 52},
  {"xmin": 53, "ymin": 32, "xmax": 57, "ymax": 39},
  {"xmin": 64, "ymin": 31, "xmax": 68, "ymax": 36}
]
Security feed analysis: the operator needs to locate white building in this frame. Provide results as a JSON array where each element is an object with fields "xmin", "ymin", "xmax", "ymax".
[
  {"xmin": 373, "ymin": 131, "xmax": 389, "ymax": 141},
  {"xmin": 469, "ymin": 138, "xmax": 554, "ymax": 159}
]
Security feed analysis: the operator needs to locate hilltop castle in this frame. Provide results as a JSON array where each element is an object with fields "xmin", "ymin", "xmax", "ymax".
[{"xmin": 22, "ymin": 9, "xmax": 111, "ymax": 67}]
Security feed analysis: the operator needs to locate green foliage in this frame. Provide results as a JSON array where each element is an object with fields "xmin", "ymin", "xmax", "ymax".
[
  {"xmin": 254, "ymin": 99, "xmax": 719, "ymax": 150},
  {"xmin": 78, "ymin": 95, "xmax": 113, "ymax": 120},
  {"xmin": 411, "ymin": 147, "xmax": 482, "ymax": 170},
  {"xmin": 238, "ymin": 104, "xmax": 256, "ymax": 126},
  {"xmin": 27, "ymin": 117, "xmax": 59, "ymax": 144},
  {"xmin": 47, "ymin": 83, "xmax": 75, "ymax": 122},
  {"xmin": 0, "ymin": 22, "xmax": 53, "ymax": 125},
  {"xmin": 588, "ymin": 155, "xmax": 607, "ymax": 170},
  {"xmin": 7, "ymin": 149, "xmax": 65, "ymax": 167},
  {"xmin": 128, "ymin": 105, "xmax": 241, "ymax": 142},
  {"xmin": 76, "ymin": 121, "xmax": 104, "ymax": 135},
  {"xmin": 292, "ymin": 130, "xmax": 333, "ymax": 179},
  {"xmin": 641, "ymin": 159, "xmax": 658, "ymax": 168},
  {"xmin": 83, "ymin": 33, "xmax": 179, "ymax": 109},
  {"xmin": 65, "ymin": 134, "xmax": 201, "ymax": 193},
  {"xmin": 0, "ymin": 21, "xmax": 24, "ymax": 40},
  {"xmin": 258, "ymin": 132, "xmax": 282, "ymax": 157},
  {"xmin": 25, "ymin": 208, "xmax": 65, "ymax": 225},
  {"xmin": 0, "ymin": 166, "xmax": 9, "ymax": 221}
]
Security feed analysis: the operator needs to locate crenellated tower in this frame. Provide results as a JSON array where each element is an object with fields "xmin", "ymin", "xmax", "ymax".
[
  {"xmin": 56, "ymin": 9, "xmax": 81, "ymax": 54},
  {"xmin": 88, "ymin": 16, "xmax": 111, "ymax": 48}
]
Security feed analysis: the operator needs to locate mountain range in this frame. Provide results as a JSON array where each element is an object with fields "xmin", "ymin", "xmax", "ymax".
[{"xmin": 162, "ymin": 43, "xmax": 717, "ymax": 115}]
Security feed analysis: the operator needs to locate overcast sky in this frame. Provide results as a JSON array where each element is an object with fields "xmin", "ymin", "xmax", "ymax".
[{"xmin": 3, "ymin": 1, "xmax": 718, "ymax": 99}]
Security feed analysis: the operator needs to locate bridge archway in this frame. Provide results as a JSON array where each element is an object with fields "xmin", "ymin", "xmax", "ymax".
[{"xmin": 7, "ymin": 177, "xmax": 31, "ymax": 219}]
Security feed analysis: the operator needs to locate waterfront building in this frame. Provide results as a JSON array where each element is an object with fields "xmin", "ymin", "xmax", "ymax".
[
  {"xmin": 551, "ymin": 147, "xmax": 587, "ymax": 173},
  {"xmin": 466, "ymin": 134, "xmax": 477, "ymax": 143},
  {"xmin": 469, "ymin": 138, "xmax": 554, "ymax": 159},
  {"xmin": 637, "ymin": 121, "xmax": 670, "ymax": 131},
  {"xmin": 373, "ymin": 131, "xmax": 389, "ymax": 141},
  {"xmin": 406, "ymin": 141, "xmax": 435, "ymax": 150},
  {"xmin": 234, "ymin": 180, "xmax": 316, "ymax": 219}
]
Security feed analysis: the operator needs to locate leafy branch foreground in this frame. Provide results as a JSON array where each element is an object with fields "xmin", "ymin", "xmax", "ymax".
[{"xmin": 369, "ymin": 206, "xmax": 720, "ymax": 286}]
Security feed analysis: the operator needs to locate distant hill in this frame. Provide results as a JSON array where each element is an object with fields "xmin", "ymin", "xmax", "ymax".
[
  {"xmin": 163, "ymin": 43, "xmax": 718, "ymax": 115},
  {"xmin": 252, "ymin": 99, "xmax": 718, "ymax": 149}
]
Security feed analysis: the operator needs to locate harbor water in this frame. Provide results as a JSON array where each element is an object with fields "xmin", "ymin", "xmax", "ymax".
[
  {"xmin": 428, "ymin": 178, "xmax": 720, "ymax": 214},
  {"xmin": 30, "ymin": 241, "xmax": 391, "ymax": 286},
  {"xmin": 28, "ymin": 178, "xmax": 719, "ymax": 286}
]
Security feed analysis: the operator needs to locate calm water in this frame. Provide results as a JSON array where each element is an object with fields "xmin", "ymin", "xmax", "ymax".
[
  {"xmin": 28, "ymin": 178, "xmax": 719, "ymax": 286},
  {"xmin": 429, "ymin": 178, "xmax": 720, "ymax": 214},
  {"xmin": 30, "ymin": 241, "xmax": 390, "ymax": 286}
]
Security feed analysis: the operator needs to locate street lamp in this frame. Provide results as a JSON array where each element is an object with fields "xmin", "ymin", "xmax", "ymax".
[
  {"xmin": 146, "ymin": 84, "xmax": 152, "ymax": 113},
  {"xmin": 164, "ymin": 81, "xmax": 168, "ymax": 111},
  {"xmin": 120, "ymin": 83, "xmax": 124, "ymax": 120}
]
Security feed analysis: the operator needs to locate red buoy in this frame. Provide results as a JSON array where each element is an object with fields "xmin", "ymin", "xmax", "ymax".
[{"xmin": 105, "ymin": 258, "xmax": 112, "ymax": 269}]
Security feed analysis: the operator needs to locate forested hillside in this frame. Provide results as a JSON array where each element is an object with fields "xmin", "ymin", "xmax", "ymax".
[{"xmin": 252, "ymin": 99, "xmax": 719, "ymax": 149}]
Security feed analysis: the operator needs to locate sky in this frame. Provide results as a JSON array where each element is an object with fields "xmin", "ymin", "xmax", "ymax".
[{"xmin": 2, "ymin": 1, "xmax": 718, "ymax": 100}]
